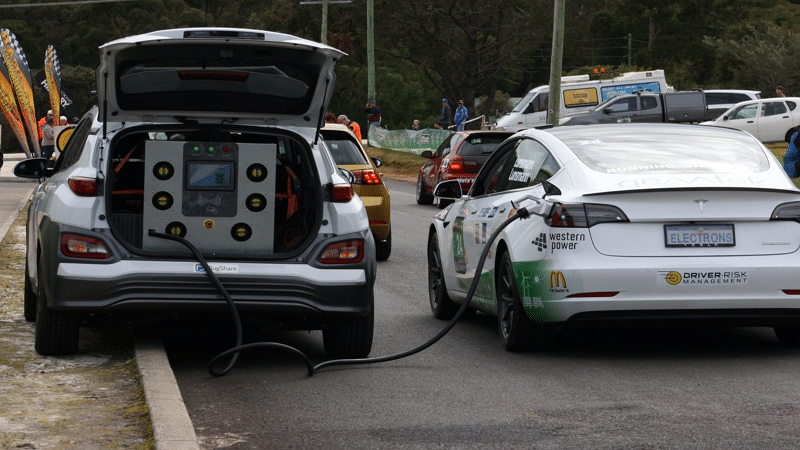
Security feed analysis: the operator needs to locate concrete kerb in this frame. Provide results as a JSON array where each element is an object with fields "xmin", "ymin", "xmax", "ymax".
[{"xmin": 134, "ymin": 329, "xmax": 201, "ymax": 450}]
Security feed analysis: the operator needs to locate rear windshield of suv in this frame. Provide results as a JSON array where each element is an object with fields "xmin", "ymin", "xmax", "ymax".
[
  {"xmin": 322, "ymin": 132, "xmax": 368, "ymax": 165},
  {"xmin": 459, "ymin": 134, "xmax": 511, "ymax": 156},
  {"xmin": 114, "ymin": 44, "xmax": 324, "ymax": 115}
]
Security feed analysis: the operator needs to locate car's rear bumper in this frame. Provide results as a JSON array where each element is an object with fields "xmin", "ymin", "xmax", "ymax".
[
  {"xmin": 50, "ymin": 260, "xmax": 372, "ymax": 318},
  {"xmin": 507, "ymin": 257, "xmax": 800, "ymax": 327}
]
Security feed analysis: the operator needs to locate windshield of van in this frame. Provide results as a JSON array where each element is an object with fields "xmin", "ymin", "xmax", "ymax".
[{"xmin": 511, "ymin": 90, "xmax": 537, "ymax": 113}]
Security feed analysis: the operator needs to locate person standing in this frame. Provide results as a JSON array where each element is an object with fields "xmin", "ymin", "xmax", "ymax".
[
  {"xmin": 777, "ymin": 86, "xmax": 787, "ymax": 97},
  {"xmin": 411, "ymin": 119, "xmax": 420, "ymax": 130},
  {"xmin": 438, "ymin": 98, "xmax": 452, "ymax": 129},
  {"xmin": 454, "ymin": 100, "xmax": 468, "ymax": 131},
  {"xmin": 41, "ymin": 115, "xmax": 55, "ymax": 164},
  {"xmin": 38, "ymin": 110, "xmax": 53, "ymax": 142},
  {"xmin": 366, "ymin": 100, "xmax": 381, "ymax": 129},
  {"xmin": 337, "ymin": 114, "xmax": 362, "ymax": 141},
  {"xmin": 783, "ymin": 130, "xmax": 800, "ymax": 178}
]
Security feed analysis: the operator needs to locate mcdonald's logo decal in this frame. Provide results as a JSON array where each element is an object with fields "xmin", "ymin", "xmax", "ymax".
[{"xmin": 549, "ymin": 271, "xmax": 568, "ymax": 293}]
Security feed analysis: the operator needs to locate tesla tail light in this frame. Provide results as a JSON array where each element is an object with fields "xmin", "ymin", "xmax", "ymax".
[
  {"xmin": 771, "ymin": 202, "xmax": 800, "ymax": 221},
  {"xmin": 331, "ymin": 184, "xmax": 354, "ymax": 202},
  {"xmin": 68, "ymin": 177, "xmax": 99, "ymax": 197},
  {"xmin": 546, "ymin": 203, "xmax": 629, "ymax": 228},
  {"xmin": 61, "ymin": 234, "xmax": 111, "ymax": 259},
  {"xmin": 352, "ymin": 169, "xmax": 381, "ymax": 185},
  {"xmin": 319, "ymin": 240, "xmax": 364, "ymax": 264}
]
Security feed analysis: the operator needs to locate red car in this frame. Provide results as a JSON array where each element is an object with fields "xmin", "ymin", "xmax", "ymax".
[{"xmin": 416, "ymin": 130, "xmax": 514, "ymax": 207}]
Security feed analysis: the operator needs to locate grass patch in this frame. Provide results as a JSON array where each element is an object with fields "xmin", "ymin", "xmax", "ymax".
[{"xmin": 366, "ymin": 147, "xmax": 427, "ymax": 181}]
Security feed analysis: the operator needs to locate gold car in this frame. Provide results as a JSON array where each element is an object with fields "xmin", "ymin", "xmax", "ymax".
[{"xmin": 321, "ymin": 123, "xmax": 392, "ymax": 260}]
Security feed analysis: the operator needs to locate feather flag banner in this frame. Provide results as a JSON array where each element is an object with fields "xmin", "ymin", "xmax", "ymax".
[
  {"xmin": 1, "ymin": 28, "xmax": 41, "ymax": 157},
  {"xmin": 0, "ymin": 57, "xmax": 31, "ymax": 157},
  {"xmin": 44, "ymin": 45, "xmax": 62, "ymax": 120}
]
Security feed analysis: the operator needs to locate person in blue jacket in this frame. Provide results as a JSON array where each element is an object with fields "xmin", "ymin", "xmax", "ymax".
[
  {"xmin": 784, "ymin": 131, "xmax": 800, "ymax": 178},
  {"xmin": 454, "ymin": 100, "xmax": 468, "ymax": 131}
]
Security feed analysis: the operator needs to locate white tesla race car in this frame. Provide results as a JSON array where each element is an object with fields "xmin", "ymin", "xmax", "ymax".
[{"xmin": 427, "ymin": 123, "xmax": 800, "ymax": 350}]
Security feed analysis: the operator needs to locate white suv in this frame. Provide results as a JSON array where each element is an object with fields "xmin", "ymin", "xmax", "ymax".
[
  {"xmin": 704, "ymin": 89, "xmax": 761, "ymax": 120},
  {"xmin": 14, "ymin": 28, "xmax": 375, "ymax": 358}
]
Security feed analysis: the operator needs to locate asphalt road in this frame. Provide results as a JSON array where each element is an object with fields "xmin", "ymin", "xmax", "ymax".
[{"xmin": 163, "ymin": 179, "xmax": 800, "ymax": 450}]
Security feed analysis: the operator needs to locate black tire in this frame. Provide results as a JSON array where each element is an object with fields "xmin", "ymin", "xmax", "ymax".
[
  {"xmin": 34, "ymin": 259, "xmax": 80, "ymax": 355},
  {"xmin": 775, "ymin": 326, "xmax": 800, "ymax": 347},
  {"xmin": 323, "ymin": 292, "xmax": 374, "ymax": 359},
  {"xmin": 24, "ymin": 271, "xmax": 37, "ymax": 322},
  {"xmin": 375, "ymin": 229, "xmax": 391, "ymax": 261},
  {"xmin": 416, "ymin": 173, "xmax": 433, "ymax": 205},
  {"xmin": 786, "ymin": 128, "xmax": 799, "ymax": 144},
  {"xmin": 428, "ymin": 233, "xmax": 459, "ymax": 319},
  {"xmin": 496, "ymin": 251, "xmax": 554, "ymax": 351}
]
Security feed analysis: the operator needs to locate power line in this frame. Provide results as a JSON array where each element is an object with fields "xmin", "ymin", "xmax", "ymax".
[{"xmin": 0, "ymin": 0, "xmax": 138, "ymax": 8}]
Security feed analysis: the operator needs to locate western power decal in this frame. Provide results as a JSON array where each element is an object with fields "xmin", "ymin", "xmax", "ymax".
[
  {"xmin": 532, "ymin": 232, "xmax": 547, "ymax": 252},
  {"xmin": 549, "ymin": 271, "xmax": 569, "ymax": 293},
  {"xmin": 548, "ymin": 232, "xmax": 585, "ymax": 253},
  {"xmin": 658, "ymin": 270, "xmax": 748, "ymax": 286}
]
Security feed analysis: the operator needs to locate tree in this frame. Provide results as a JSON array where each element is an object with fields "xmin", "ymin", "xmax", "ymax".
[
  {"xmin": 377, "ymin": 0, "xmax": 549, "ymax": 119},
  {"xmin": 705, "ymin": 25, "xmax": 800, "ymax": 95}
]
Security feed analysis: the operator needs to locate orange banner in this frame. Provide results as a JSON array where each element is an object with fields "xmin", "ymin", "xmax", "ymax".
[
  {"xmin": 44, "ymin": 45, "xmax": 60, "ymax": 120},
  {"xmin": 0, "ymin": 68, "xmax": 31, "ymax": 157},
  {"xmin": 1, "ymin": 28, "xmax": 41, "ymax": 157}
]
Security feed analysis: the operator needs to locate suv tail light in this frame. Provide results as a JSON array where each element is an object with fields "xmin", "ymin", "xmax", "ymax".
[
  {"xmin": 61, "ymin": 234, "xmax": 111, "ymax": 259},
  {"xmin": 546, "ymin": 203, "xmax": 629, "ymax": 228},
  {"xmin": 463, "ymin": 160, "xmax": 480, "ymax": 173},
  {"xmin": 331, "ymin": 184, "xmax": 354, "ymax": 202},
  {"xmin": 68, "ymin": 177, "xmax": 99, "ymax": 197},
  {"xmin": 352, "ymin": 169, "xmax": 381, "ymax": 185},
  {"xmin": 319, "ymin": 240, "xmax": 364, "ymax": 264}
]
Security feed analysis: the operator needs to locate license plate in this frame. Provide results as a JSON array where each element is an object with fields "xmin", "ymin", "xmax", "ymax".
[{"xmin": 664, "ymin": 224, "xmax": 735, "ymax": 247}]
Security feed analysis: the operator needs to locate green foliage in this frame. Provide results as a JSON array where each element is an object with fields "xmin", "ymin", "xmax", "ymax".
[
  {"xmin": 4, "ymin": 0, "xmax": 800, "ymax": 153},
  {"xmin": 704, "ymin": 25, "xmax": 800, "ymax": 95}
]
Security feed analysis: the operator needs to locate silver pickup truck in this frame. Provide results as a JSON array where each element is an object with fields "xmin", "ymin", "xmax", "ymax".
[{"xmin": 560, "ymin": 90, "xmax": 708, "ymax": 126}]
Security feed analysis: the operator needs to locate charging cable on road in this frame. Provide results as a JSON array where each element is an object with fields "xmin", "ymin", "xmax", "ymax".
[{"xmin": 149, "ymin": 195, "xmax": 550, "ymax": 377}]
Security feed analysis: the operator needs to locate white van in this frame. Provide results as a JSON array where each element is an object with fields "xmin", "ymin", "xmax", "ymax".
[{"xmin": 496, "ymin": 70, "xmax": 669, "ymax": 131}]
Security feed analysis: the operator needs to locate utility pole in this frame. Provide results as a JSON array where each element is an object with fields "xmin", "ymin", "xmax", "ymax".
[
  {"xmin": 367, "ymin": 0, "xmax": 375, "ymax": 101},
  {"xmin": 299, "ymin": 0, "xmax": 352, "ymax": 45},
  {"xmin": 547, "ymin": 0, "xmax": 565, "ymax": 126}
]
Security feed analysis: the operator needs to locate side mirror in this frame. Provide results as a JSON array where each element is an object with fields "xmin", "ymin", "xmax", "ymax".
[
  {"xmin": 434, "ymin": 179, "xmax": 462, "ymax": 200},
  {"xmin": 14, "ymin": 158, "xmax": 51, "ymax": 179},
  {"xmin": 722, "ymin": 115, "xmax": 729, "ymax": 121},
  {"xmin": 420, "ymin": 150, "xmax": 433, "ymax": 159},
  {"xmin": 371, "ymin": 157, "xmax": 383, "ymax": 168},
  {"xmin": 603, "ymin": 107, "xmax": 615, "ymax": 115}
]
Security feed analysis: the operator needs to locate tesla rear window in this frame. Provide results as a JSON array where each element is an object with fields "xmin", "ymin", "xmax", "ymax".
[
  {"xmin": 115, "ymin": 44, "xmax": 323, "ymax": 115},
  {"xmin": 551, "ymin": 126, "xmax": 770, "ymax": 175}
]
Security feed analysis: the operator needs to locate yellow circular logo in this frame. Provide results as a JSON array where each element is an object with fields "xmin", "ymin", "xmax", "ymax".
[
  {"xmin": 203, "ymin": 219, "xmax": 215, "ymax": 230},
  {"xmin": 666, "ymin": 271, "xmax": 682, "ymax": 286},
  {"xmin": 56, "ymin": 126, "xmax": 75, "ymax": 151}
]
